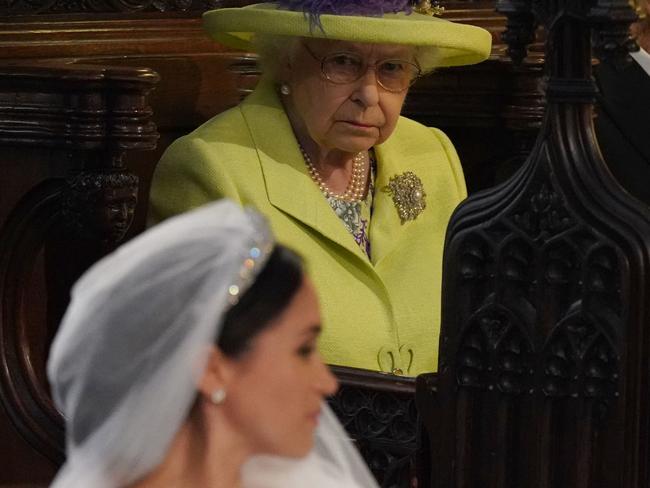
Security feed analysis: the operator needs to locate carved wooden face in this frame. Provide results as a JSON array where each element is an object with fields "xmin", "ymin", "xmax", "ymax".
[
  {"xmin": 98, "ymin": 185, "xmax": 138, "ymax": 243},
  {"xmin": 217, "ymin": 279, "xmax": 338, "ymax": 457}
]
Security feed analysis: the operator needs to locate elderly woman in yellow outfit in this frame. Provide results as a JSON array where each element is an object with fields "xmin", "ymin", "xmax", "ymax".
[{"xmin": 150, "ymin": 0, "xmax": 491, "ymax": 376}]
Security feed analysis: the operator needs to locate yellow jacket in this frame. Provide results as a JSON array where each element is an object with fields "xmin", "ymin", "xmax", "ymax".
[{"xmin": 150, "ymin": 80, "xmax": 466, "ymax": 376}]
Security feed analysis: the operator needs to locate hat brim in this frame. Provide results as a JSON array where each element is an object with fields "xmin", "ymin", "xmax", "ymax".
[{"xmin": 202, "ymin": 3, "xmax": 492, "ymax": 69}]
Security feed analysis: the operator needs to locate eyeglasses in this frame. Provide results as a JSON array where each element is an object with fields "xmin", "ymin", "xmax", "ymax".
[{"xmin": 302, "ymin": 44, "xmax": 421, "ymax": 93}]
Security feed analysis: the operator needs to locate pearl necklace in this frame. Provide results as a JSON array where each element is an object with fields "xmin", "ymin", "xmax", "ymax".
[{"xmin": 299, "ymin": 145, "xmax": 367, "ymax": 203}]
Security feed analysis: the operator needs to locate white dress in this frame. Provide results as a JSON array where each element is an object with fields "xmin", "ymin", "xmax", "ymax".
[{"xmin": 243, "ymin": 452, "xmax": 371, "ymax": 488}]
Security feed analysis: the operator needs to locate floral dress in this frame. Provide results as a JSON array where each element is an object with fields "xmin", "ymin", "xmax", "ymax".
[{"xmin": 325, "ymin": 157, "xmax": 376, "ymax": 259}]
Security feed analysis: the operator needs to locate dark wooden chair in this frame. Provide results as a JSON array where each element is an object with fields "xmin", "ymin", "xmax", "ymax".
[{"xmin": 417, "ymin": 0, "xmax": 650, "ymax": 486}]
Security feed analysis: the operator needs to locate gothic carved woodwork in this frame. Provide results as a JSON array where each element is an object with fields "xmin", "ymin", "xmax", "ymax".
[
  {"xmin": 329, "ymin": 367, "xmax": 421, "ymax": 488},
  {"xmin": 0, "ymin": 63, "xmax": 158, "ymax": 463},
  {"xmin": 419, "ymin": 0, "xmax": 650, "ymax": 485}
]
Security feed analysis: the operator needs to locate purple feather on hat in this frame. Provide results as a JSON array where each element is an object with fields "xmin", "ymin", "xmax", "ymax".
[{"xmin": 275, "ymin": 0, "xmax": 413, "ymax": 31}]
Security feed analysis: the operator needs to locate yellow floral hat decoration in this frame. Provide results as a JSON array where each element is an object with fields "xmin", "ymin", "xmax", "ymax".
[{"xmin": 203, "ymin": 0, "xmax": 493, "ymax": 70}]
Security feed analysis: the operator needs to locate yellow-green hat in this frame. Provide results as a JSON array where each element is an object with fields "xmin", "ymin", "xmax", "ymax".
[{"xmin": 203, "ymin": 2, "xmax": 492, "ymax": 70}]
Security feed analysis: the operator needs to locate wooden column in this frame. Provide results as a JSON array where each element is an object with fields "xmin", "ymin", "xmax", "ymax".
[{"xmin": 0, "ymin": 63, "xmax": 158, "ymax": 481}]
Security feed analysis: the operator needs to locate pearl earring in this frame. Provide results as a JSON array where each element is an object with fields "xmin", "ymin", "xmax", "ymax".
[
  {"xmin": 210, "ymin": 388, "xmax": 226, "ymax": 405},
  {"xmin": 280, "ymin": 83, "xmax": 291, "ymax": 96}
]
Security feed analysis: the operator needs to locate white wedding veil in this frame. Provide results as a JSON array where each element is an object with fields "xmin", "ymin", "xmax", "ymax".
[{"xmin": 47, "ymin": 200, "xmax": 378, "ymax": 488}]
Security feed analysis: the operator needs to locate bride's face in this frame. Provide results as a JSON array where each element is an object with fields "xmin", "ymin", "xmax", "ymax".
[{"xmin": 220, "ymin": 279, "xmax": 338, "ymax": 457}]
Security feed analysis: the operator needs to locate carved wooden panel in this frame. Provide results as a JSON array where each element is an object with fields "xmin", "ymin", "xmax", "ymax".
[
  {"xmin": 330, "ymin": 366, "xmax": 421, "ymax": 488},
  {"xmin": 419, "ymin": 0, "xmax": 650, "ymax": 485}
]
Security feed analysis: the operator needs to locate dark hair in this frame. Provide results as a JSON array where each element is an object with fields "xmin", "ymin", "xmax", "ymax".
[{"xmin": 218, "ymin": 245, "xmax": 304, "ymax": 357}]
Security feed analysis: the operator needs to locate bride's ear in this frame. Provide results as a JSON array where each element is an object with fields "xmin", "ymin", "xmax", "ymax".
[{"xmin": 197, "ymin": 345, "xmax": 236, "ymax": 401}]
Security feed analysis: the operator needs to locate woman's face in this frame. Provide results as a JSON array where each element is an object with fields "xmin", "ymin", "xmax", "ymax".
[
  {"xmin": 220, "ymin": 279, "xmax": 338, "ymax": 457},
  {"xmin": 282, "ymin": 39, "xmax": 415, "ymax": 154}
]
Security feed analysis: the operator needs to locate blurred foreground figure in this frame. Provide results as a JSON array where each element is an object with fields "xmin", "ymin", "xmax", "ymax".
[{"xmin": 47, "ymin": 200, "xmax": 378, "ymax": 488}]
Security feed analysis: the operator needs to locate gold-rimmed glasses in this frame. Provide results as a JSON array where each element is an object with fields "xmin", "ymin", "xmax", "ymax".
[{"xmin": 302, "ymin": 43, "xmax": 421, "ymax": 93}]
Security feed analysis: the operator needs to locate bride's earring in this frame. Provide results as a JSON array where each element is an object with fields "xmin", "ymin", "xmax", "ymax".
[
  {"xmin": 280, "ymin": 83, "xmax": 291, "ymax": 96},
  {"xmin": 210, "ymin": 388, "xmax": 227, "ymax": 405}
]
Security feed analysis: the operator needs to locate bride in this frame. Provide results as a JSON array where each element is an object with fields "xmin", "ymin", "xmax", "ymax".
[{"xmin": 47, "ymin": 200, "xmax": 378, "ymax": 488}]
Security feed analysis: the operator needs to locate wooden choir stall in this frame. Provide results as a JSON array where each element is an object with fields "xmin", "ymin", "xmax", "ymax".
[{"xmin": 1, "ymin": 0, "xmax": 649, "ymax": 486}]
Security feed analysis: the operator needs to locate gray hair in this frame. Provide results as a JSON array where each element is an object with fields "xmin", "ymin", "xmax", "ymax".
[{"xmin": 251, "ymin": 34, "xmax": 301, "ymax": 81}]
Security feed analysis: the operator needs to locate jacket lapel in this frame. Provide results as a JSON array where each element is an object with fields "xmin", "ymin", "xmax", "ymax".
[
  {"xmin": 370, "ymin": 118, "xmax": 442, "ymax": 266},
  {"xmin": 370, "ymin": 117, "xmax": 466, "ymax": 269},
  {"xmin": 370, "ymin": 141, "xmax": 409, "ymax": 266},
  {"xmin": 239, "ymin": 80, "xmax": 370, "ymax": 263}
]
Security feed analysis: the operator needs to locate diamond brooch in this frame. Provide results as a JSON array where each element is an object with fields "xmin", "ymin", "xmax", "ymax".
[{"xmin": 382, "ymin": 172, "xmax": 427, "ymax": 224}]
